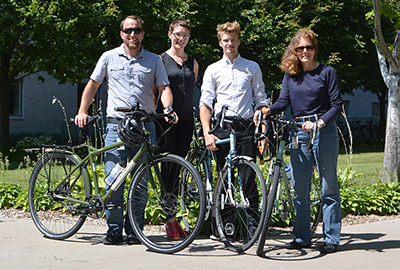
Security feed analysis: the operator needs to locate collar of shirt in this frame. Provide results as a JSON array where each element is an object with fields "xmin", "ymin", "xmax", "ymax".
[
  {"xmin": 117, "ymin": 43, "xmax": 147, "ymax": 61},
  {"xmin": 222, "ymin": 54, "xmax": 242, "ymax": 66}
]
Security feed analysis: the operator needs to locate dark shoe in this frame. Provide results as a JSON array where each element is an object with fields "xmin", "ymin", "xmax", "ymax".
[
  {"xmin": 284, "ymin": 240, "xmax": 311, "ymax": 249},
  {"xmin": 319, "ymin": 243, "xmax": 338, "ymax": 254},
  {"xmin": 103, "ymin": 233, "xmax": 123, "ymax": 245},
  {"xmin": 126, "ymin": 234, "xmax": 141, "ymax": 245}
]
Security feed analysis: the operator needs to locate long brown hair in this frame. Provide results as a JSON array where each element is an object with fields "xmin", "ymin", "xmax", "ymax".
[{"xmin": 279, "ymin": 28, "xmax": 318, "ymax": 75}]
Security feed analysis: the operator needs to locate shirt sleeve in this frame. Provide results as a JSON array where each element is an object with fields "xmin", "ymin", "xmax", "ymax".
[
  {"xmin": 90, "ymin": 52, "xmax": 108, "ymax": 84},
  {"xmin": 252, "ymin": 63, "xmax": 270, "ymax": 110},
  {"xmin": 199, "ymin": 65, "xmax": 216, "ymax": 112},
  {"xmin": 320, "ymin": 67, "xmax": 342, "ymax": 124},
  {"xmin": 155, "ymin": 56, "xmax": 170, "ymax": 87},
  {"xmin": 270, "ymin": 73, "xmax": 291, "ymax": 115}
]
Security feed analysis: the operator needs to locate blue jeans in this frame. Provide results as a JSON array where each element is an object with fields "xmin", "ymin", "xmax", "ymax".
[
  {"xmin": 290, "ymin": 121, "xmax": 341, "ymax": 245},
  {"xmin": 104, "ymin": 121, "xmax": 156, "ymax": 236}
]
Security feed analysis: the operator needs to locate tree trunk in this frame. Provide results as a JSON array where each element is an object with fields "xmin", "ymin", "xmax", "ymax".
[
  {"xmin": 377, "ymin": 92, "xmax": 386, "ymax": 140},
  {"xmin": 0, "ymin": 51, "xmax": 11, "ymax": 147},
  {"xmin": 374, "ymin": 0, "xmax": 400, "ymax": 182},
  {"xmin": 382, "ymin": 77, "xmax": 400, "ymax": 182}
]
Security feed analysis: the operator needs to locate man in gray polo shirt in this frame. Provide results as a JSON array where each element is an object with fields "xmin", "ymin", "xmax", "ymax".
[{"xmin": 75, "ymin": 15, "xmax": 176, "ymax": 245}]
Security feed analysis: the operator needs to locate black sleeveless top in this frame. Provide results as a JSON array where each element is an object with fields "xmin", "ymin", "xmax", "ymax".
[{"xmin": 156, "ymin": 52, "xmax": 195, "ymax": 122}]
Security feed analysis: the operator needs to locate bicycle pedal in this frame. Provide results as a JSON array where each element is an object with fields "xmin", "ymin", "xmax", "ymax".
[{"xmin": 224, "ymin": 223, "xmax": 235, "ymax": 236}]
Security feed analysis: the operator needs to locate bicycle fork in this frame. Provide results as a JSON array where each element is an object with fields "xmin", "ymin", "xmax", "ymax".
[{"xmin": 220, "ymin": 133, "xmax": 250, "ymax": 210}]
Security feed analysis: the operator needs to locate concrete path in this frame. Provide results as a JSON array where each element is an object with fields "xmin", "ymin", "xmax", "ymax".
[{"xmin": 1, "ymin": 216, "xmax": 399, "ymax": 270}]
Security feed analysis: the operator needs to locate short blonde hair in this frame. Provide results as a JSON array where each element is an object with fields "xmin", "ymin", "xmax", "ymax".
[
  {"xmin": 280, "ymin": 28, "xmax": 319, "ymax": 75},
  {"xmin": 216, "ymin": 21, "xmax": 241, "ymax": 41}
]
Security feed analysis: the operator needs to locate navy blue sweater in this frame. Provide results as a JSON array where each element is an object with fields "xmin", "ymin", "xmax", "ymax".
[{"xmin": 270, "ymin": 64, "xmax": 342, "ymax": 124}]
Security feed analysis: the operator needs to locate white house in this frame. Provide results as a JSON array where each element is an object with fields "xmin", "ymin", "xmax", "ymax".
[
  {"xmin": 8, "ymin": 72, "xmax": 107, "ymax": 144},
  {"xmin": 6, "ymin": 72, "xmax": 382, "ymax": 144}
]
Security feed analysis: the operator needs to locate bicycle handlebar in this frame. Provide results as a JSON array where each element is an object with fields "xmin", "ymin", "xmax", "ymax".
[
  {"xmin": 208, "ymin": 105, "xmax": 245, "ymax": 135},
  {"xmin": 115, "ymin": 105, "xmax": 176, "ymax": 122}
]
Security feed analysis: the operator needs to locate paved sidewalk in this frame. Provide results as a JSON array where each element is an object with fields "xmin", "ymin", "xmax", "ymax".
[{"xmin": 1, "ymin": 216, "xmax": 399, "ymax": 270}]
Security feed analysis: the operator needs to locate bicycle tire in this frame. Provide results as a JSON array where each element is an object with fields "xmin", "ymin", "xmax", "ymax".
[
  {"xmin": 28, "ymin": 151, "xmax": 90, "ymax": 240},
  {"xmin": 310, "ymin": 171, "xmax": 323, "ymax": 234},
  {"xmin": 128, "ymin": 154, "xmax": 206, "ymax": 254},
  {"xmin": 213, "ymin": 157, "xmax": 267, "ymax": 253},
  {"xmin": 277, "ymin": 176, "xmax": 295, "ymax": 227},
  {"xmin": 279, "ymin": 168, "xmax": 321, "ymax": 233},
  {"xmin": 187, "ymin": 150, "xmax": 213, "ymax": 220},
  {"xmin": 256, "ymin": 162, "xmax": 281, "ymax": 257}
]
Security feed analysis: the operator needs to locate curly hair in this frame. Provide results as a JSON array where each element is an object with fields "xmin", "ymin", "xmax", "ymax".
[
  {"xmin": 279, "ymin": 28, "xmax": 318, "ymax": 75},
  {"xmin": 216, "ymin": 21, "xmax": 241, "ymax": 41}
]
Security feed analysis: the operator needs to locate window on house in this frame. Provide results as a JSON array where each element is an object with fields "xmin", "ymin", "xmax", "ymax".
[
  {"xmin": 0, "ymin": 81, "xmax": 23, "ymax": 118},
  {"xmin": 372, "ymin": 102, "xmax": 380, "ymax": 117},
  {"xmin": 10, "ymin": 81, "xmax": 23, "ymax": 117}
]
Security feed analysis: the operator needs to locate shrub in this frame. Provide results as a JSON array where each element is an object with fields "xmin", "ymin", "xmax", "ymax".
[{"xmin": 0, "ymin": 183, "xmax": 22, "ymax": 209}]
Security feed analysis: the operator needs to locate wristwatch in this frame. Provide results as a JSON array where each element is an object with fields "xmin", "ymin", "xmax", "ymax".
[{"xmin": 317, "ymin": 119, "xmax": 326, "ymax": 128}]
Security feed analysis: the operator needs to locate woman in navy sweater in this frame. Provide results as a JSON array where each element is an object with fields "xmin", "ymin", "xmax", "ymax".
[{"xmin": 258, "ymin": 28, "xmax": 342, "ymax": 254}]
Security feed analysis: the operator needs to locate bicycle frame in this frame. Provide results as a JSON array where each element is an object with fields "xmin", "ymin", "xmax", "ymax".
[
  {"xmin": 193, "ymin": 123, "xmax": 252, "ymax": 214},
  {"xmin": 47, "ymin": 121, "xmax": 161, "ymax": 211}
]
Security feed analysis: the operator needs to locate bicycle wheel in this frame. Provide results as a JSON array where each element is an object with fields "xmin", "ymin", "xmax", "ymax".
[
  {"xmin": 128, "ymin": 154, "xmax": 205, "ymax": 254},
  {"xmin": 28, "ymin": 151, "xmax": 90, "ymax": 239},
  {"xmin": 277, "ymin": 176, "xmax": 295, "ymax": 227},
  {"xmin": 213, "ymin": 157, "xmax": 267, "ymax": 253},
  {"xmin": 187, "ymin": 150, "xmax": 212, "ymax": 220},
  {"xmin": 310, "ymin": 170, "xmax": 323, "ymax": 234},
  {"xmin": 256, "ymin": 162, "xmax": 281, "ymax": 256}
]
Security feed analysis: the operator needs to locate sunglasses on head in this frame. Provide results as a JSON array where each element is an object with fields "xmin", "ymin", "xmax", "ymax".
[
  {"xmin": 122, "ymin": 27, "xmax": 143, "ymax": 35},
  {"xmin": 295, "ymin": 45, "xmax": 315, "ymax": 53}
]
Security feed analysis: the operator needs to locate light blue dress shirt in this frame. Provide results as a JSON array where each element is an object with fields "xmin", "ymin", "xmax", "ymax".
[{"xmin": 199, "ymin": 54, "xmax": 269, "ymax": 119}]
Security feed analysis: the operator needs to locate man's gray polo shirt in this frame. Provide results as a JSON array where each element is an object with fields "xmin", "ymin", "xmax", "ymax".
[{"xmin": 91, "ymin": 44, "xmax": 169, "ymax": 118}]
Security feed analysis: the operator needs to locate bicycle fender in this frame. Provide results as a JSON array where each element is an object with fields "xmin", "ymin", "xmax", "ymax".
[{"xmin": 233, "ymin": 155, "xmax": 255, "ymax": 163}]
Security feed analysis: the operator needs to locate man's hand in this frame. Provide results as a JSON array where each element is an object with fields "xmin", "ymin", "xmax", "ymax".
[
  {"xmin": 257, "ymin": 137, "xmax": 268, "ymax": 154},
  {"xmin": 205, "ymin": 133, "xmax": 220, "ymax": 151},
  {"xmin": 75, "ymin": 113, "xmax": 89, "ymax": 128},
  {"xmin": 253, "ymin": 107, "xmax": 271, "ymax": 126}
]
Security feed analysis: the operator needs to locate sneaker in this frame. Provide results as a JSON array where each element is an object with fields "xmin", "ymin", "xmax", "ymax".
[
  {"xmin": 166, "ymin": 218, "xmax": 180, "ymax": 240},
  {"xmin": 126, "ymin": 234, "xmax": 141, "ymax": 245},
  {"xmin": 284, "ymin": 240, "xmax": 311, "ymax": 249},
  {"xmin": 103, "ymin": 233, "xmax": 123, "ymax": 245},
  {"xmin": 210, "ymin": 234, "xmax": 221, "ymax": 241},
  {"xmin": 319, "ymin": 243, "xmax": 338, "ymax": 254}
]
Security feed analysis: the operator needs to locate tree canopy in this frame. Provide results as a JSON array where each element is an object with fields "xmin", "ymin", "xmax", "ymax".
[{"xmin": 0, "ymin": 0, "xmax": 391, "ymax": 146}]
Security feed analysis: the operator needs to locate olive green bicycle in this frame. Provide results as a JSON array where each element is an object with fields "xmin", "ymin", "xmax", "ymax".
[{"xmin": 28, "ymin": 106, "xmax": 205, "ymax": 254}]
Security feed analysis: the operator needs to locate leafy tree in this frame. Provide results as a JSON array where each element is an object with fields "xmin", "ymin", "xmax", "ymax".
[
  {"xmin": 242, "ymin": 0, "xmax": 380, "ymax": 92},
  {"xmin": 373, "ymin": 0, "xmax": 400, "ymax": 182},
  {"xmin": 0, "ymin": 0, "xmax": 120, "ymax": 146}
]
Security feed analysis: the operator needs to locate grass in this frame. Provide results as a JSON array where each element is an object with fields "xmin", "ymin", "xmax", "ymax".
[
  {"xmin": 0, "ymin": 142, "xmax": 386, "ymax": 191},
  {"xmin": 0, "ymin": 168, "xmax": 32, "ymax": 190},
  {"xmin": 338, "ymin": 142, "xmax": 385, "ymax": 189}
]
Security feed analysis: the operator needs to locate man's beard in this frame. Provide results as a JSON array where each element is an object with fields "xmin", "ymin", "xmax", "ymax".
[{"xmin": 127, "ymin": 40, "xmax": 140, "ymax": 50}]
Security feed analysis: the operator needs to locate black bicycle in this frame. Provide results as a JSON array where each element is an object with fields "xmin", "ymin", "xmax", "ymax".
[{"xmin": 256, "ymin": 114, "xmax": 322, "ymax": 257}]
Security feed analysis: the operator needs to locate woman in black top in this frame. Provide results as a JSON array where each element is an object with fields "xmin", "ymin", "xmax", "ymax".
[{"xmin": 155, "ymin": 19, "xmax": 199, "ymax": 239}]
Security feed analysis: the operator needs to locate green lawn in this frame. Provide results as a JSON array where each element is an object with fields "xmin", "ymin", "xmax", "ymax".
[
  {"xmin": 338, "ymin": 143, "xmax": 384, "ymax": 189},
  {"xmin": 0, "ymin": 143, "xmax": 386, "ymax": 191}
]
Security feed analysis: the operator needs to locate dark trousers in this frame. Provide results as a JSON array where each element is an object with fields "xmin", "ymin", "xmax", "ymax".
[{"xmin": 156, "ymin": 119, "xmax": 194, "ymax": 219}]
